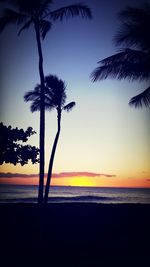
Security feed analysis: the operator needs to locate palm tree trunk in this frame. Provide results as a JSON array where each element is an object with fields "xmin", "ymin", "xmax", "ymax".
[
  {"xmin": 34, "ymin": 21, "xmax": 45, "ymax": 204},
  {"xmin": 44, "ymin": 109, "xmax": 61, "ymax": 204}
]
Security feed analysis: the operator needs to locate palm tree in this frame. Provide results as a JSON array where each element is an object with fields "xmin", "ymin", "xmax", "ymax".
[
  {"xmin": 24, "ymin": 74, "xmax": 76, "ymax": 204},
  {"xmin": 91, "ymin": 3, "xmax": 150, "ymax": 108},
  {"xmin": 0, "ymin": 0, "xmax": 92, "ymax": 204}
]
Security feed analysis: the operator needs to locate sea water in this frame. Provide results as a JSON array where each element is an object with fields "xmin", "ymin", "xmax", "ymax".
[{"xmin": 0, "ymin": 184, "xmax": 150, "ymax": 204}]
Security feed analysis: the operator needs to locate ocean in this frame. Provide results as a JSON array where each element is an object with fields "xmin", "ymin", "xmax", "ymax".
[{"xmin": 0, "ymin": 184, "xmax": 150, "ymax": 203}]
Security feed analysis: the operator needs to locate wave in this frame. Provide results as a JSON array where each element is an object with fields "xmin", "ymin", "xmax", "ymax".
[
  {"xmin": 0, "ymin": 195, "xmax": 122, "ymax": 203},
  {"xmin": 49, "ymin": 195, "xmax": 118, "ymax": 202}
]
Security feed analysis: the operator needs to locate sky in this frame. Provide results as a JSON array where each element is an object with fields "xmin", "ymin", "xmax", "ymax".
[{"xmin": 0, "ymin": 0, "xmax": 150, "ymax": 188}]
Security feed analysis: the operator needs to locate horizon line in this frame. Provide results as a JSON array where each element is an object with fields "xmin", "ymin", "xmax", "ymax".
[
  {"xmin": 0, "ymin": 171, "xmax": 117, "ymax": 178},
  {"xmin": 0, "ymin": 183, "xmax": 150, "ymax": 189}
]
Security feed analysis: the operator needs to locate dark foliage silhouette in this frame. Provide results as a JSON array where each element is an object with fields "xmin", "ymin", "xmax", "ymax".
[
  {"xmin": 24, "ymin": 74, "xmax": 75, "ymax": 204},
  {"xmin": 0, "ymin": 0, "xmax": 92, "ymax": 203},
  {"xmin": 91, "ymin": 3, "xmax": 150, "ymax": 108},
  {"xmin": 0, "ymin": 122, "xmax": 39, "ymax": 165}
]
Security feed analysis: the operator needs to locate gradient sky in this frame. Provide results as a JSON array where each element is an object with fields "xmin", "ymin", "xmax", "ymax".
[{"xmin": 0, "ymin": 0, "xmax": 150, "ymax": 188}]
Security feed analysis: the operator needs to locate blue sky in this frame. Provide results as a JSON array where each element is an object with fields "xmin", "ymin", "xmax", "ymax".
[{"xmin": 0, "ymin": 0, "xmax": 150, "ymax": 187}]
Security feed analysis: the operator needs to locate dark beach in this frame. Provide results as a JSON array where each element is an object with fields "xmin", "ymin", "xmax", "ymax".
[{"xmin": 0, "ymin": 203, "xmax": 150, "ymax": 267}]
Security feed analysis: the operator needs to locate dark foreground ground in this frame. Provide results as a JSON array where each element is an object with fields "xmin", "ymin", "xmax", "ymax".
[{"xmin": 0, "ymin": 203, "xmax": 150, "ymax": 267}]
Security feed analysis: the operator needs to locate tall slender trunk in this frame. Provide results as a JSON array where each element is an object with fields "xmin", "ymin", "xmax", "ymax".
[
  {"xmin": 44, "ymin": 109, "xmax": 61, "ymax": 204},
  {"xmin": 34, "ymin": 21, "xmax": 45, "ymax": 204}
]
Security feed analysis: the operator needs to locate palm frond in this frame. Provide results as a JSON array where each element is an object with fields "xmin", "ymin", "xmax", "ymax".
[
  {"xmin": 114, "ymin": 4, "xmax": 150, "ymax": 51},
  {"xmin": 91, "ymin": 49, "xmax": 150, "ymax": 82},
  {"xmin": 30, "ymin": 100, "xmax": 41, "ymax": 112},
  {"xmin": 50, "ymin": 3, "xmax": 92, "ymax": 21},
  {"xmin": 18, "ymin": 19, "xmax": 32, "ymax": 35},
  {"xmin": 25, "ymin": 93, "xmax": 54, "ymax": 112},
  {"xmin": 38, "ymin": 0, "xmax": 53, "ymax": 17},
  {"xmin": 114, "ymin": 23, "xmax": 150, "ymax": 51},
  {"xmin": 24, "ymin": 85, "xmax": 41, "ymax": 102},
  {"xmin": 2, "ymin": 0, "xmax": 50, "ymax": 17},
  {"xmin": 10, "ymin": 0, "xmax": 41, "ymax": 15},
  {"xmin": 24, "ymin": 92, "xmax": 40, "ymax": 102},
  {"xmin": 39, "ymin": 19, "xmax": 52, "ymax": 39},
  {"xmin": 129, "ymin": 86, "xmax": 150, "ymax": 108},
  {"xmin": 118, "ymin": 3, "xmax": 150, "ymax": 23},
  {"xmin": 45, "ymin": 74, "xmax": 67, "ymax": 108},
  {"xmin": 0, "ymin": 8, "xmax": 28, "ymax": 32},
  {"xmin": 30, "ymin": 99, "xmax": 54, "ymax": 112},
  {"xmin": 63, "ymin": 102, "xmax": 76, "ymax": 112}
]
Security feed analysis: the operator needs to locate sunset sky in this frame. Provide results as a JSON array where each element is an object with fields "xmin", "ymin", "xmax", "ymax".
[{"xmin": 0, "ymin": 0, "xmax": 150, "ymax": 188}]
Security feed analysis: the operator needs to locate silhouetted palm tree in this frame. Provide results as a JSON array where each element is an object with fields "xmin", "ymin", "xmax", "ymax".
[
  {"xmin": 91, "ymin": 3, "xmax": 150, "ymax": 108},
  {"xmin": 24, "ymin": 74, "xmax": 75, "ymax": 204},
  {"xmin": 0, "ymin": 0, "xmax": 91, "ymax": 203}
]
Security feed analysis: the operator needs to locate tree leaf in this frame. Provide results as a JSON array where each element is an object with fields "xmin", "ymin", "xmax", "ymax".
[
  {"xmin": 129, "ymin": 87, "xmax": 150, "ymax": 108},
  {"xmin": 18, "ymin": 19, "xmax": 32, "ymax": 35},
  {"xmin": 0, "ymin": 8, "xmax": 27, "ymax": 32},
  {"xmin": 63, "ymin": 102, "xmax": 76, "ymax": 112},
  {"xmin": 50, "ymin": 3, "xmax": 92, "ymax": 21},
  {"xmin": 91, "ymin": 49, "xmax": 150, "ymax": 82},
  {"xmin": 39, "ymin": 19, "xmax": 52, "ymax": 39}
]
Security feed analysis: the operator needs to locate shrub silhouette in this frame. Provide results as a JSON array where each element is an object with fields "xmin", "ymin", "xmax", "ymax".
[{"xmin": 0, "ymin": 122, "xmax": 39, "ymax": 166}]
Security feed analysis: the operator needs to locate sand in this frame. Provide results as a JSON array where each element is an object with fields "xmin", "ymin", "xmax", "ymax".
[{"xmin": 0, "ymin": 203, "xmax": 150, "ymax": 267}]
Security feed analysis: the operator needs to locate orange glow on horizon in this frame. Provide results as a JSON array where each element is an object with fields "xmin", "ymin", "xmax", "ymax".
[{"xmin": 0, "ymin": 175, "xmax": 150, "ymax": 188}]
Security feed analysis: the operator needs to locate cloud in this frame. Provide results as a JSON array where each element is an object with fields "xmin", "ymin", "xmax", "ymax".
[
  {"xmin": 0, "ymin": 172, "xmax": 116, "ymax": 178},
  {"xmin": 52, "ymin": 172, "xmax": 116, "ymax": 178},
  {"xmin": 0, "ymin": 172, "xmax": 38, "ymax": 178},
  {"xmin": 146, "ymin": 179, "xmax": 150, "ymax": 182},
  {"xmin": 52, "ymin": 172, "xmax": 106, "ymax": 178}
]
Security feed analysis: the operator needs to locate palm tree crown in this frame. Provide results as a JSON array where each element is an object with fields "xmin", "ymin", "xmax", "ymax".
[
  {"xmin": 24, "ymin": 74, "xmax": 75, "ymax": 113},
  {"xmin": 91, "ymin": 3, "xmax": 150, "ymax": 108},
  {"xmin": 0, "ymin": 0, "xmax": 92, "ymax": 39}
]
